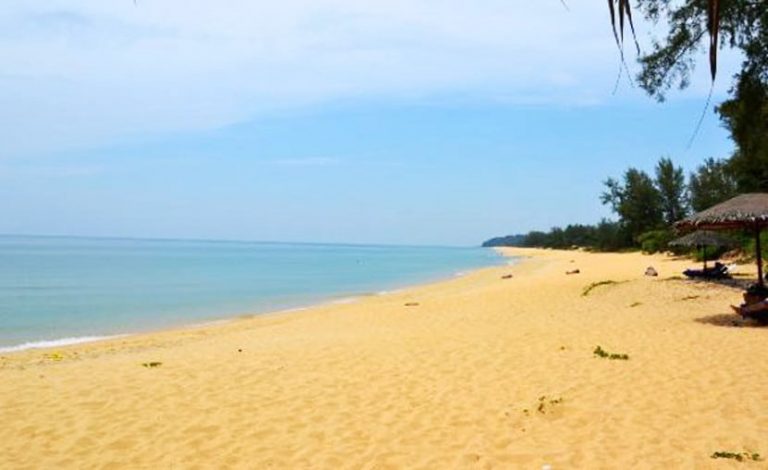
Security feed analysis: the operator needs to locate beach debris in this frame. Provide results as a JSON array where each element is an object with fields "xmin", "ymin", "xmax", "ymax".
[
  {"xmin": 44, "ymin": 352, "xmax": 65, "ymax": 361},
  {"xmin": 645, "ymin": 266, "xmax": 659, "ymax": 277},
  {"xmin": 501, "ymin": 274, "xmax": 514, "ymax": 279},
  {"xmin": 629, "ymin": 301, "xmax": 642, "ymax": 308},
  {"xmin": 581, "ymin": 280, "xmax": 620, "ymax": 297},
  {"xmin": 534, "ymin": 396, "xmax": 563, "ymax": 414},
  {"xmin": 680, "ymin": 295, "xmax": 700, "ymax": 301},
  {"xmin": 566, "ymin": 269, "xmax": 580, "ymax": 275},
  {"xmin": 710, "ymin": 451, "xmax": 761, "ymax": 462},
  {"xmin": 142, "ymin": 362, "xmax": 163, "ymax": 368},
  {"xmin": 237, "ymin": 348, "xmax": 243, "ymax": 353},
  {"xmin": 593, "ymin": 345, "xmax": 629, "ymax": 361},
  {"xmin": 404, "ymin": 302, "xmax": 420, "ymax": 307}
]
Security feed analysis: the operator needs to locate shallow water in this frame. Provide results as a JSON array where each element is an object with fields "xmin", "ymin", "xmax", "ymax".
[{"xmin": 0, "ymin": 236, "xmax": 507, "ymax": 351}]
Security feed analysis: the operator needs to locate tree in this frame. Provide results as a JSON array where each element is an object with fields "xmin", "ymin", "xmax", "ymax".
[
  {"xmin": 688, "ymin": 157, "xmax": 738, "ymax": 212},
  {"xmin": 717, "ymin": 69, "xmax": 768, "ymax": 192},
  {"xmin": 655, "ymin": 157, "xmax": 687, "ymax": 224},
  {"xmin": 601, "ymin": 168, "xmax": 664, "ymax": 241},
  {"xmin": 630, "ymin": 1, "xmax": 766, "ymax": 101}
]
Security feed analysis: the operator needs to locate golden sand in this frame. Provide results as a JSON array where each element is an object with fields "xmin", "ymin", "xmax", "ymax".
[{"xmin": 1, "ymin": 248, "xmax": 766, "ymax": 469}]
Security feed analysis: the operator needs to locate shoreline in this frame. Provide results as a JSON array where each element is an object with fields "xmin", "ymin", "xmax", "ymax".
[
  {"xmin": 0, "ymin": 256, "xmax": 514, "ymax": 358},
  {"xmin": 0, "ymin": 252, "xmax": 511, "ymax": 355},
  {"xmin": 4, "ymin": 247, "xmax": 766, "ymax": 468}
]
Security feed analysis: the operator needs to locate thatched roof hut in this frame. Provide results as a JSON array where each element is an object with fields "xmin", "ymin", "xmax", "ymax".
[
  {"xmin": 670, "ymin": 230, "xmax": 737, "ymax": 271},
  {"xmin": 669, "ymin": 230, "xmax": 736, "ymax": 247},
  {"xmin": 675, "ymin": 193, "xmax": 768, "ymax": 288},
  {"xmin": 675, "ymin": 193, "xmax": 768, "ymax": 231}
]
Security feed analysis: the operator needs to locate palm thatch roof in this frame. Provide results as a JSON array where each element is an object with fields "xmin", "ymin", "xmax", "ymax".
[
  {"xmin": 675, "ymin": 194, "xmax": 768, "ymax": 231},
  {"xmin": 669, "ymin": 230, "xmax": 737, "ymax": 247}
]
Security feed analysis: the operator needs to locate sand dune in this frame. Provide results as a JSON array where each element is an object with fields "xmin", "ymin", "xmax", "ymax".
[{"xmin": 2, "ymin": 248, "xmax": 766, "ymax": 469}]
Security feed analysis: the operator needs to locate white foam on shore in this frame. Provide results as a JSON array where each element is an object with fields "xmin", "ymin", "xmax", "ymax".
[
  {"xmin": 188, "ymin": 319, "xmax": 232, "ymax": 329},
  {"xmin": 0, "ymin": 335, "xmax": 125, "ymax": 354}
]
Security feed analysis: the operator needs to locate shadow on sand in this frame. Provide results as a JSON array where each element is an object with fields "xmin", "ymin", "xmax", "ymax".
[{"xmin": 695, "ymin": 313, "xmax": 768, "ymax": 329}]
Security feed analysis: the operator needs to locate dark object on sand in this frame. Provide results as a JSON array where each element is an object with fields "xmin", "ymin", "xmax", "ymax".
[
  {"xmin": 732, "ymin": 284, "xmax": 768, "ymax": 324},
  {"xmin": 566, "ymin": 269, "xmax": 580, "ymax": 275},
  {"xmin": 683, "ymin": 262, "xmax": 730, "ymax": 280},
  {"xmin": 676, "ymin": 194, "xmax": 768, "ymax": 318},
  {"xmin": 675, "ymin": 193, "xmax": 768, "ymax": 290},
  {"xmin": 645, "ymin": 267, "xmax": 658, "ymax": 277},
  {"xmin": 670, "ymin": 230, "xmax": 737, "ymax": 275},
  {"xmin": 142, "ymin": 362, "xmax": 162, "ymax": 368},
  {"xmin": 501, "ymin": 274, "xmax": 514, "ymax": 279},
  {"xmin": 404, "ymin": 302, "xmax": 420, "ymax": 307}
]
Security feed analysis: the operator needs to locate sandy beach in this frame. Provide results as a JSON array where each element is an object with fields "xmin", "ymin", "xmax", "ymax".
[{"xmin": 1, "ymin": 248, "xmax": 766, "ymax": 469}]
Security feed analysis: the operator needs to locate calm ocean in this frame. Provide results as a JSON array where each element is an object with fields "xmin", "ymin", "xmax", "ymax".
[{"xmin": 0, "ymin": 236, "xmax": 507, "ymax": 351}]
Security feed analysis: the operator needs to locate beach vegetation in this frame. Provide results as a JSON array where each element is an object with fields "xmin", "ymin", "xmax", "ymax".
[
  {"xmin": 636, "ymin": 229, "xmax": 674, "ymax": 254},
  {"xmin": 593, "ymin": 346, "xmax": 629, "ymax": 360},
  {"xmin": 582, "ymin": 280, "xmax": 620, "ymax": 297},
  {"xmin": 601, "ymin": 168, "xmax": 664, "ymax": 240},
  {"xmin": 688, "ymin": 158, "xmax": 738, "ymax": 213},
  {"xmin": 710, "ymin": 451, "xmax": 762, "ymax": 462},
  {"xmin": 655, "ymin": 157, "xmax": 688, "ymax": 226}
]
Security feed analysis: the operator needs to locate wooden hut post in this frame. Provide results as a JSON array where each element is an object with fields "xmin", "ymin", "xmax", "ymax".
[{"xmin": 756, "ymin": 224, "xmax": 764, "ymax": 287}]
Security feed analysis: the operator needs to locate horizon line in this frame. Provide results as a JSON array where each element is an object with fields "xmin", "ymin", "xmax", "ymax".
[{"xmin": 0, "ymin": 233, "xmax": 484, "ymax": 250}]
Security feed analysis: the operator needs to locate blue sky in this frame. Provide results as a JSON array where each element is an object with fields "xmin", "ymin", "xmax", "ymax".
[{"xmin": 0, "ymin": 1, "xmax": 741, "ymax": 245}]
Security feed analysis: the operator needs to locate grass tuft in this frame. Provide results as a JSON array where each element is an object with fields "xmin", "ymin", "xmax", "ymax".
[
  {"xmin": 593, "ymin": 345, "xmax": 629, "ymax": 361},
  {"xmin": 582, "ymin": 280, "xmax": 620, "ymax": 297},
  {"xmin": 710, "ymin": 451, "xmax": 761, "ymax": 462}
]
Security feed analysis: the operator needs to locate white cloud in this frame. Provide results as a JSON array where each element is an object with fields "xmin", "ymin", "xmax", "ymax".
[{"xmin": 0, "ymin": 1, "xmax": 738, "ymax": 158}]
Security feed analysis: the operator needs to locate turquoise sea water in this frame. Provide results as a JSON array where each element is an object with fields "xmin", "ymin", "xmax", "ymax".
[{"xmin": 0, "ymin": 236, "xmax": 507, "ymax": 351}]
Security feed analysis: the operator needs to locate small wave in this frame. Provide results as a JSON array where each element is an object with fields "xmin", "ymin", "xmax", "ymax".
[
  {"xmin": 188, "ymin": 319, "xmax": 231, "ymax": 328},
  {"xmin": 0, "ymin": 335, "xmax": 124, "ymax": 353}
]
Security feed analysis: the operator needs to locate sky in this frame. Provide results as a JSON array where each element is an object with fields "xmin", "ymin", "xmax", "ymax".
[{"xmin": 0, "ymin": 1, "xmax": 742, "ymax": 246}]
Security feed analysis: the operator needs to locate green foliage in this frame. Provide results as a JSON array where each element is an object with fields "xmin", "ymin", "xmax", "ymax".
[
  {"xmin": 632, "ymin": 1, "xmax": 766, "ymax": 205},
  {"xmin": 483, "ymin": 220, "xmax": 631, "ymax": 252},
  {"xmin": 637, "ymin": 229, "xmax": 674, "ymax": 254},
  {"xmin": 601, "ymin": 168, "xmax": 665, "ymax": 242},
  {"xmin": 718, "ymin": 70, "xmax": 768, "ymax": 192},
  {"xmin": 655, "ymin": 157, "xmax": 688, "ymax": 225},
  {"xmin": 692, "ymin": 245, "xmax": 728, "ymax": 263},
  {"xmin": 742, "ymin": 231, "xmax": 768, "ymax": 264},
  {"xmin": 481, "ymin": 234, "xmax": 527, "ymax": 247},
  {"xmin": 592, "ymin": 219, "xmax": 631, "ymax": 251},
  {"xmin": 635, "ymin": 1, "xmax": 767, "ymax": 101},
  {"xmin": 593, "ymin": 346, "xmax": 629, "ymax": 361},
  {"xmin": 688, "ymin": 158, "xmax": 739, "ymax": 212}
]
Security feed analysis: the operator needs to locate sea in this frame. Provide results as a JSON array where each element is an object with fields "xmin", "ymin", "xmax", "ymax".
[{"xmin": 0, "ymin": 236, "xmax": 509, "ymax": 352}]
